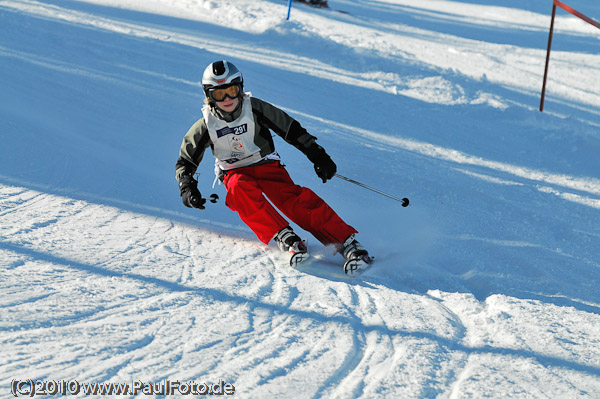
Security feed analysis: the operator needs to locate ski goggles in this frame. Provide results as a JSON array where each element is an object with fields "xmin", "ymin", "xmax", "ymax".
[{"xmin": 208, "ymin": 84, "xmax": 241, "ymax": 102}]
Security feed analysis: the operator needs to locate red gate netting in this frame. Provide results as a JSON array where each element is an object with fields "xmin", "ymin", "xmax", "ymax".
[{"xmin": 540, "ymin": 0, "xmax": 600, "ymax": 111}]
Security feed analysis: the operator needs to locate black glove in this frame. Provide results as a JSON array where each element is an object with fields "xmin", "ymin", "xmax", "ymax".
[
  {"xmin": 179, "ymin": 174, "xmax": 206, "ymax": 209},
  {"xmin": 306, "ymin": 143, "xmax": 337, "ymax": 183}
]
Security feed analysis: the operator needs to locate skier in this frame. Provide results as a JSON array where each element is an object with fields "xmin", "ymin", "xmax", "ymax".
[
  {"xmin": 303, "ymin": 0, "xmax": 328, "ymax": 7},
  {"xmin": 175, "ymin": 60, "xmax": 370, "ymax": 273}
]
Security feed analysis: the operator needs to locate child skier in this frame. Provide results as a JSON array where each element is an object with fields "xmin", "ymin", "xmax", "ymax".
[{"xmin": 175, "ymin": 60, "xmax": 370, "ymax": 273}]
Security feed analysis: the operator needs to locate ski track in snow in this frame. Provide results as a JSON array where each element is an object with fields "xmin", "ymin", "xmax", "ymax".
[
  {"xmin": 2, "ymin": 184, "xmax": 600, "ymax": 397},
  {"xmin": 0, "ymin": 184, "xmax": 467, "ymax": 397},
  {"xmin": 2, "ymin": 0, "xmax": 600, "ymax": 397}
]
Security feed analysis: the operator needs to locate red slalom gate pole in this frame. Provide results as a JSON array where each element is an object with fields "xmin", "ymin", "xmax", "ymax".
[
  {"xmin": 555, "ymin": 0, "xmax": 600, "ymax": 29},
  {"xmin": 540, "ymin": 0, "xmax": 600, "ymax": 112},
  {"xmin": 540, "ymin": 2, "xmax": 557, "ymax": 112}
]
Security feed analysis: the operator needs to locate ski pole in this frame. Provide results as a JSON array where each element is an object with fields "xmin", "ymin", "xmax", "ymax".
[{"xmin": 335, "ymin": 174, "xmax": 410, "ymax": 207}]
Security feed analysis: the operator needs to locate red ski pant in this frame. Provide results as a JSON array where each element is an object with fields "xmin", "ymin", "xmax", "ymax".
[{"xmin": 223, "ymin": 162, "xmax": 357, "ymax": 245}]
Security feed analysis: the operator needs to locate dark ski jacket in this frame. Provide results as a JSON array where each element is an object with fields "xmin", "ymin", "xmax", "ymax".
[{"xmin": 175, "ymin": 95, "xmax": 319, "ymax": 181}]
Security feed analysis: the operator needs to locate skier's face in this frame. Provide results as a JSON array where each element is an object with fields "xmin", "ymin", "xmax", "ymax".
[{"xmin": 215, "ymin": 96, "xmax": 239, "ymax": 113}]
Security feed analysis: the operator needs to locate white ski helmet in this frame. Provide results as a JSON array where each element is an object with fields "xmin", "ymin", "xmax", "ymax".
[{"xmin": 202, "ymin": 60, "xmax": 243, "ymax": 99}]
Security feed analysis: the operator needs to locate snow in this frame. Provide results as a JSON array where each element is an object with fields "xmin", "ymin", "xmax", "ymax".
[{"xmin": 1, "ymin": 0, "xmax": 599, "ymax": 397}]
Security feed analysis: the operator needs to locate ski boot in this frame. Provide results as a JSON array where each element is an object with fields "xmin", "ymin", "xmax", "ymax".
[
  {"xmin": 339, "ymin": 234, "xmax": 372, "ymax": 275},
  {"xmin": 274, "ymin": 226, "xmax": 309, "ymax": 267}
]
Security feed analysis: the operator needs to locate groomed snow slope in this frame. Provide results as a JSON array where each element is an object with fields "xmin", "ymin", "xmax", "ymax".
[{"xmin": 1, "ymin": 0, "xmax": 600, "ymax": 398}]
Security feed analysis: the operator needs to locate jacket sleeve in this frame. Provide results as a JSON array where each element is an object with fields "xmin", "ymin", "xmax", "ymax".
[
  {"xmin": 250, "ymin": 97, "xmax": 319, "ymax": 156},
  {"xmin": 175, "ymin": 118, "xmax": 211, "ymax": 181}
]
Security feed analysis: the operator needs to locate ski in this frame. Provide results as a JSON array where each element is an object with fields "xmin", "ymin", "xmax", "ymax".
[
  {"xmin": 289, "ymin": 251, "xmax": 311, "ymax": 268},
  {"xmin": 284, "ymin": 237, "xmax": 373, "ymax": 275},
  {"xmin": 288, "ymin": 239, "xmax": 310, "ymax": 268},
  {"xmin": 343, "ymin": 255, "xmax": 374, "ymax": 276}
]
